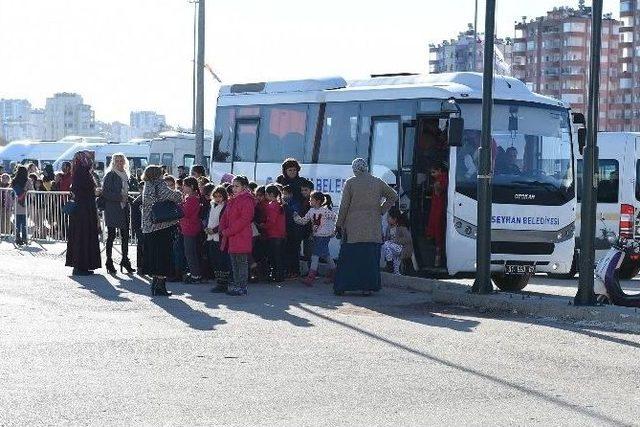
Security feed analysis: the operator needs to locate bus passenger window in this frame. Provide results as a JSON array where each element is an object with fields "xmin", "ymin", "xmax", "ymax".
[
  {"xmin": 149, "ymin": 153, "xmax": 160, "ymax": 165},
  {"xmin": 213, "ymin": 107, "xmax": 236, "ymax": 163},
  {"xmin": 258, "ymin": 105, "xmax": 307, "ymax": 163},
  {"xmin": 161, "ymin": 153, "xmax": 173, "ymax": 173},
  {"xmin": 370, "ymin": 119, "xmax": 400, "ymax": 172},
  {"xmin": 577, "ymin": 159, "xmax": 619, "ymax": 203},
  {"xmin": 235, "ymin": 121, "xmax": 259, "ymax": 162},
  {"xmin": 318, "ymin": 103, "xmax": 360, "ymax": 164}
]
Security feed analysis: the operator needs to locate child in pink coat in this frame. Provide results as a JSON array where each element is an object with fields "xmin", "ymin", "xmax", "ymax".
[{"xmin": 219, "ymin": 176, "xmax": 255, "ymax": 296}]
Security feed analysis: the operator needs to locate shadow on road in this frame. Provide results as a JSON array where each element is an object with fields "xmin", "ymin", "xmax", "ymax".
[
  {"xmin": 70, "ymin": 274, "xmax": 130, "ymax": 302},
  {"xmin": 298, "ymin": 305, "xmax": 630, "ymax": 427},
  {"xmin": 116, "ymin": 276, "xmax": 227, "ymax": 331}
]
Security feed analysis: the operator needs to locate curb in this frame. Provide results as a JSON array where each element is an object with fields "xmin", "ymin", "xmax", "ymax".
[{"xmin": 381, "ymin": 272, "xmax": 640, "ymax": 332}]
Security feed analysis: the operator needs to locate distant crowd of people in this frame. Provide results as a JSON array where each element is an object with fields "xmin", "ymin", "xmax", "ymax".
[{"xmin": 2, "ymin": 154, "xmax": 416, "ymax": 297}]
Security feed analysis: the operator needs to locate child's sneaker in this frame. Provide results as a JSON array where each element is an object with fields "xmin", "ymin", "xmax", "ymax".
[{"xmin": 302, "ymin": 270, "xmax": 317, "ymax": 286}]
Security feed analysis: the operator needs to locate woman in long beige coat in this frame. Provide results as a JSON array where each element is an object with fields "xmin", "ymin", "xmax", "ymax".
[{"xmin": 334, "ymin": 158, "xmax": 397, "ymax": 295}]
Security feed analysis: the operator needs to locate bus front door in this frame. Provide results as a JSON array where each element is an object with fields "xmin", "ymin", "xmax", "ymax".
[{"xmin": 405, "ymin": 116, "xmax": 450, "ymax": 273}]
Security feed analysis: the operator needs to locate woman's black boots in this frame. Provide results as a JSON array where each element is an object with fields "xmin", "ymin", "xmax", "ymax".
[
  {"xmin": 120, "ymin": 258, "xmax": 136, "ymax": 275},
  {"xmin": 151, "ymin": 277, "xmax": 172, "ymax": 297},
  {"xmin": 105, "ymin": 258, "xmax": 117, "ymax": 275}
]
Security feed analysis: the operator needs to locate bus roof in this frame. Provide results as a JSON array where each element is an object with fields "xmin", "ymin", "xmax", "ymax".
[{"xmin": 218, "ymin": 72, "xmax": 565, "ymax": 109}]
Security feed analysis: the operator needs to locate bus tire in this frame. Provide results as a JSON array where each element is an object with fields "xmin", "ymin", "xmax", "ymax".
[
  {"xmin": 491, "ymin": 273, "xmax": 531, "ymax": 292},
  {"xmin": 618, "ymin": 257, "xmax": 640, "ymax": 281},
  {"xmin": 547, "ymin": 258, "xmax": 577, "ymax": 280}
]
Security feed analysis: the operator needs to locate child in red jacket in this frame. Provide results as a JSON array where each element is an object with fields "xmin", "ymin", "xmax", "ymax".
[
  {"xmin": 219, "ymin": 176, "xmax": 255, "ymax": 296},
  {"xmin": 261, "ymin": 184, "xmax": 286, "ymax": 282},
  {"xmin": 180, "ymin": 177, "xmax": 203, "ymax": 283}
]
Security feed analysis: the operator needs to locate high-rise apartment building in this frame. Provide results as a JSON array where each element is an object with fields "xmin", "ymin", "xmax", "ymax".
[
  {"xmin": 512, "ymin": 5, "xmax": 621, "ymax": 130},
  {"xmin": 44, "ymin": 93, "xmax": 95, "ymax": 140},
  {"xmin": 29, "ymin": 109, "xmax": 46, "ymax": 140},
  {"xmin": 618, "ymin": 0, "xmax": 640, "ymax": 130},
  {"xmin": 429, "ymin": 27, "xmax": 513, "ymax": 75},
  {"xmin": 0, "ymin": 99, "xmax": 32, "ymax": 142},
  {"xmin": 130, "ymin": 111, "xmax": 166, "ymax": 137}
]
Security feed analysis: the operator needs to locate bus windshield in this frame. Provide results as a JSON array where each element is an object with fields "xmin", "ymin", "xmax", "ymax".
[{"xmin": 455, "ymin": 103, "xmax": 574, "ymax": 205}]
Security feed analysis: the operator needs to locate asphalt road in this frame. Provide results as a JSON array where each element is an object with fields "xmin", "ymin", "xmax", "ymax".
[{"xmin": 1, "ymin": 242, "xmax": 640, "ymax": 426}]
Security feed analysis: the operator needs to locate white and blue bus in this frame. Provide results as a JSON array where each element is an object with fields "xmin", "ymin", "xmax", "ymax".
[{"xmin": 210, "ymin": 72, "xmax": 576, "ymax": 291}]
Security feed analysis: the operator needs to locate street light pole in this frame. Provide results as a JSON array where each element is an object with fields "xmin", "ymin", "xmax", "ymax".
[
  {"xmin": 191, "ymin": 0, "xmax": 197, "ymax": 133},
  {"xmin": 575, "ymin": 0, "xmax": 602, "ymax": 306},
  {"xmin": 195, "ymin": 0, "xmax": 205, "ymax": 166},
  {"xmin": 472, "ymin": 0, "xmax": 496, "ymax": 294},
  {"xmin": 473, "ymin": 0, "xmax": 478, "ymax": 72}
]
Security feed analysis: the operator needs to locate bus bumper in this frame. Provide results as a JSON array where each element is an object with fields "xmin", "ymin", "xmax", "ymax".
[{"xmin": 447, "ymin": 234, "xmax": 575, "ymax": 275}]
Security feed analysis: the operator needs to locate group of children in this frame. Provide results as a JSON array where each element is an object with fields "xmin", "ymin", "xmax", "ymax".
[{"xmin": 160, "ymin": 158, "xmax": 344, "ymax": 295}]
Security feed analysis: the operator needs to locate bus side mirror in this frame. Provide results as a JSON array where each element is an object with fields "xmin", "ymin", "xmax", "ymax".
[
  {"xmin": 448, "ymin": 117, "xmax": 464, "ymax": 147},
  {"xmin": 577, "ymin": 127, "xmax": 586, "ymax": 155},
  {"xmin": 572, "ymin": 112, "xmax": 586, "ymax": 125}
]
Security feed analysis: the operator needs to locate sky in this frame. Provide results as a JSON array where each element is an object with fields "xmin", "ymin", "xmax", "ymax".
[{"xmin": 0, "ymin": 0, "xmax": 620, "ymax": 129}]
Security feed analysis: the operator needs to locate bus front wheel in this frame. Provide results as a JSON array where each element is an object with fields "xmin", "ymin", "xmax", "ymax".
[{"xmin": 491, "ymin": 273, "xmax": 531, "ymax": 292}]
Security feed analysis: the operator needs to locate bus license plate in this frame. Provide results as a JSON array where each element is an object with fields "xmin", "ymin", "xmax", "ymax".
[{"xmin": 505, "ymin": 264, "xmax": 535, "ymax": 274}]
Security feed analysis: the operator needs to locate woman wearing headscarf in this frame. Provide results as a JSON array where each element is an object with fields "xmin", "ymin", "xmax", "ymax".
[
  {"xmin": 65, "ymin": 151, "xmax": 101, "ymax": 276},
  {"xmin": 334, "ymin": 158, "xmax": 398, "ymax": 295},
  {"xmin": 102, "ymin": 153, "xmax": 135, "ymax": 275}
]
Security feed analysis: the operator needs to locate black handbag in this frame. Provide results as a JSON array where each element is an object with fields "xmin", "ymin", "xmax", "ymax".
[
  {"xmin": 62, "ymin": 200, "xmax": 78, "ymax": 216},
  {"xmin": 150, "ymin": 183, "xmax": 183, "ymax": 224}
]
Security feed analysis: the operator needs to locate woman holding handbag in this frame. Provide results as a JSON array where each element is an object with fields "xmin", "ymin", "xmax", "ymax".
[
  {"xmin": 102, "ymin": 153, "xmax": 135, "ymax": 275},
  {"xmin": 141, "ymin": 165, "xmax": 183, "ymax": 296}
]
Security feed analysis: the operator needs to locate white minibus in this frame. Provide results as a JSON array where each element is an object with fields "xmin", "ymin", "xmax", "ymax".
[
  {"xmin": 53, "ymin": 142, "xmax": 150, "ymax": 178},
  {"xmin": 148, "ymin": 131, "xmax": 212, "ymax": 175},
  {"xmin": 211, "ymin": 72, "xmax": 577, "ymax": 291},
  {"xmin": 560, "ymin": 132, "xmax": 640, "ymax": 280}
]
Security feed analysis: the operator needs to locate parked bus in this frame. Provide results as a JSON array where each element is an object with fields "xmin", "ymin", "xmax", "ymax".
[
  {"xmin": 148, "ymin": 131, "xmax": 212, "ymax": 175},
  {"xmin": 210, "ymin": 73, "xmax": 577, "ymax": 291},
  {"xmin": 555, "ymin": 132, "xmax": 640, "ymax": 280},
  {"xmin": 53, "ymin": 142, "xmax": 150, "ymax": 178}
]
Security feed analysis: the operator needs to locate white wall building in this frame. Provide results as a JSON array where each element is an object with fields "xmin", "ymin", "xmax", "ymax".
[
  {"xmin": 0, "ymin": 99, "xmax": 32, "ymax": 142},
  {"xmin": 130, "ymin": 111, "xmax": 166, "ymax": 137},
  {"xmin": 44, "ymin": 93, "xmax": 95, "ymax": 140},
  {"xmin": 29, "ymin": 108, "xmax": 46, "ymax": 140}
]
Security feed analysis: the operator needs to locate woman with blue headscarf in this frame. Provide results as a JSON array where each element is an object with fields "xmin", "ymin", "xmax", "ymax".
[{"xmin": 334, "ymin": 158, "xmax": 397, "ymax": 295}]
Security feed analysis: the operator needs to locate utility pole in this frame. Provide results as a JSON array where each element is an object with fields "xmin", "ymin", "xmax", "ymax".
[
  {"xmin": 473, "ymin": 0, "xmax": 478, "ymax": 72},
  {"xmin": 195, "ymin": 0, "xmax": 205, "ymax": 166},
  {"xmin": 575, "ymin": 0, "xmax": 602, "ymax": 306},
  {"xmin": 191, "ymin": 1, "xmax": 197, "ymax": 133},
  {"xmin": 472, "ymin": 0, "xmax": 496, "ymax": 294}
]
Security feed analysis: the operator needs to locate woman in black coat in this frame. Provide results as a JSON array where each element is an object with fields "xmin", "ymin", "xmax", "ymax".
[
  {"xmin": 65, "ymin": 151, "xmax": 101, "ymax": 276},
  {"xmin": 102, "ymin": 153, "xmax": 134, "ymax": 275}
]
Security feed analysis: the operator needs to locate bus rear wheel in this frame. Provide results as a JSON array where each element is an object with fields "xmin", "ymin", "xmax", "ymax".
[{"xmin": 491, "ymin": 273, "xmax": 531, "ymax": 292}]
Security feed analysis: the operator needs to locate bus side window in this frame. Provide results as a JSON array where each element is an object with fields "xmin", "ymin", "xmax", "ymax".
[
  {"xmin": 213, "ymin": 107, "xmax": 236, "ymax": 163},
  {"xmin": 258, "ymin": 105, "xmax": 307, "ymax": 163},
  {"xmin": 149, "ymin": 153, "xmax": 160, "ymax": 165},
  {"xmin": 370, "ymin": 119, "xmax": 400, "ymax": 173},
  {"xmin": 161, "ymin": 153, "xmax": 174, "ymax": 174},
  {"xmin": 317, "ymin": 103, "xmax": 360, "ymax": 165},
  {"xmin": 576, "ymin": 159, "xmax": 619, "ymax": 203}
]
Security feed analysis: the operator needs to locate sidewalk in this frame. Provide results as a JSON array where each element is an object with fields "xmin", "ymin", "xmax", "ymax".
[{"xmin": 382, "ymin": 272, "xmax": 640, "ymax": 333}]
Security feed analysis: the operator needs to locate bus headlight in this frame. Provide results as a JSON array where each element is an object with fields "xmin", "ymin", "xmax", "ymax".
[{"xmin": 553, "ymin": 222, "xmax": 575, "ymax": 243}]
